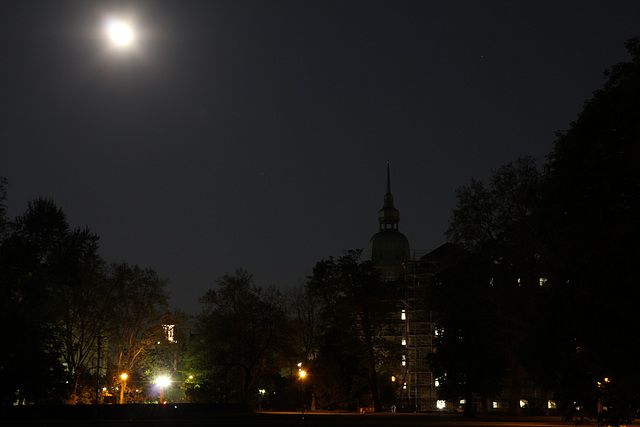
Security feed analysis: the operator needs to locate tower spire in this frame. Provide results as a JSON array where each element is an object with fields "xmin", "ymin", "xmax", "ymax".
[
  {"xmin": 379, "ymin": 160, "xmax": 400, "ymax": 231},
  {"xmin": 384, "ymin": 159, "xmax": 394, "ymax": 209},
  {"xmin": 368, "ymin": 160, "xmax": 410, "ymax": 269}
]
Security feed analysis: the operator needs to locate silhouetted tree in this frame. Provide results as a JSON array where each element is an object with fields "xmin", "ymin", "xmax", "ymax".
[
  {"xmin": 188, "ymin": 268, "xmax": 287, "ymax": 408},
  {"xmin": 0, "ymin": 198, "xmax": 74, "ymax": 404},
  {"xmin": 538, "ymin": 37, "xmax": 640, "ymax": 426},
  {"xmin": 107, "ymin": 262, "xmax": 170, "ymax": 391},
  {"xmin": 138, "ymin": 310, "xmax": 190, "ymax": 403},
  {"xmin": 285, "ymin": 284, "xmax": 322, "ymax": 365},
  {"xmin": 306, "ymin": 249, "xmax": 401, "ymax": 412},
  {"xmin": 54, "ymin": 227, "xmax": 109, "ymax": 404},
  {"xmin": 0, "ymin": 190, "xmax": 177, "ymax": 406},
  {"xmin": 445, "ymin": 156, "xmax": 543, "ymax": 414}
]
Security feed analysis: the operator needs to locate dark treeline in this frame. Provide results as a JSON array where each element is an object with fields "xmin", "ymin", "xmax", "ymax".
[
  {"xmin": 0, "ymin": 192, "xmax": 187, "ymax": 406},
  {"xmin": 1, "ymin": 37, "xmax": 639, "ymax": 426},
  {"xmin": 183, "ymin": 250, "xmax": 400, "ymax": 412},
  {"xmin": 430, "ymin": 38, "xmax": 640, "ymax": 426}
]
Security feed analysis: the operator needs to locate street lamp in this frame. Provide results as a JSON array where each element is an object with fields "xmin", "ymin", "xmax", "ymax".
[
  {"xmin": 156, "ymin": 376, "xmax": 171, "ymax": 404},
  {"xmin": 120, "ymin": 373, "xmax": 128, "ymax": 404},
  {"xmin": 258, "ymin": 389, "xmax": 266, "ymax": 411},
  {"xmin": 299, "ymin": 366, "xmax": 307, "ymax": 418}
]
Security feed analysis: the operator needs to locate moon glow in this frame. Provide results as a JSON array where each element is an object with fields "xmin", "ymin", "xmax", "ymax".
[{"xmin": 107, "ymin": 21, "xmax": 133, "ymax": 45}]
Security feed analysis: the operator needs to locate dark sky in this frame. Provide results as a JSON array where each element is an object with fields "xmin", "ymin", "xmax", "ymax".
[{"xmin": 2, "ymin": 0, "xmax": 639, "ymax": 314}]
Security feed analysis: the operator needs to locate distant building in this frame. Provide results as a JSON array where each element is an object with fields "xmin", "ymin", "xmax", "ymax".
[
  {"xmin": 367, "ymin": 161, "xmax": 437, "ymax": 411},
  {"xmin": 368, "ymin": 161, "xmax": 410, "ymax": 281},
  {"xmin": 367, "ymin": 165, "xmax": 552, "ymax": 413}
]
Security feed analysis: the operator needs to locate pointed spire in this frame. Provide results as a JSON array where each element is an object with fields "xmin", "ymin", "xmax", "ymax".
[
  {"xmin": 384, "ymin": 159, "xmax": 394, "ymax": 208},
  {"xmin": 378, "ymin": 160, "xmax": 400, "ymax": 230},
  {"xmin": 368, "ymin": 160, "xmax": 410, "ymax": 267}
]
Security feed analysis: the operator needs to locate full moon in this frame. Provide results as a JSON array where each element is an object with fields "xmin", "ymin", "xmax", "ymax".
[{"xmin": 107, "ymin": 21, "xmax": 133, "ymax": 45}]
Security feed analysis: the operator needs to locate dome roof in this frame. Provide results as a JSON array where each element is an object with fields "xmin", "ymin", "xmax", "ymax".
[
  {"xmin": 368, "ymin": 229, "xmax": 410, "ymax": 267},
  {"xmin": 367, "ymin": 161, "xmax": 410, "ymax": 268}
]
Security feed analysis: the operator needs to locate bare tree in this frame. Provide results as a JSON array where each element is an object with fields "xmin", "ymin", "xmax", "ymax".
[{"xmin": 107, "ymin": 262, "xmax": 170, "ymax": 384}]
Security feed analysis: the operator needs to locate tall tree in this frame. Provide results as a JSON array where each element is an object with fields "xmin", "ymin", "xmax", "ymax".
[
  {"xmin": 55, "ymin": 227, "xmax": 109, "ymax": 403},
  {"xmin": 0, "ymin": 198, "xmax": 72, "ymax": 404},
  {"xmin": 138, "ymin": 310, "xmax": 191, "ymax": 403},
  {"xmin": 107, "ymin": 262, "xmax": 170, "ymax": 386},
  {"xmin": 539, "ymin": 37, "xmax": 640, "ymax": 426},
  {"xmin": 445, "ymin": 156, "xmax": 543, "ymax": 414},
  {"xmin": 306, "ymin": 249, "xmax": 401, "ymax": 412},
  {"xmin": 190, "ymin": 268, "xmax": 286, "ymax": 407},
  {"xmin": 285, "ymin": 284, "xmax": 322, "ymax": 364}
]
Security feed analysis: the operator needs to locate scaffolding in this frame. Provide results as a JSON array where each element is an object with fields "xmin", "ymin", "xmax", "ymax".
[{"xmin": 396, "ymin": 246, "xmax": 452, "ymax": 411}]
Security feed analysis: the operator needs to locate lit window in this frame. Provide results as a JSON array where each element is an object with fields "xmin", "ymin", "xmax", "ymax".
[
  {"xmin": 493, "ymin": 401, "xmax": 501, "ymax": 409},
  {"xmin": 460, "ymin": 399, "xmax": 466, "ymax": 405},
  {"xmin": 434, "ymin": 379, "xmax": 440, "ymax": 387},
  {"xmin": 401, "ymin": 310, "xmax": 406, "ymax": 320},
  {"xmin": 437, "ymin": 400, "xmax": 446, "ymax": 409},
  {"xmin": 539, "ymin": 277, "xmax": 548, "ymax": 286},
  {"xmin": 548, "ymin": 400, "xmax": 556, "ymax": 409},
  {"xmin": 163, "ymin": 325, "xmax": 175, "ymax": 343},
  {"xmin": 402, "ymin": 339, "xmax": 406, "ymax": 346},
  {"xmin": 520, "ymin": 399, "xmax": 528, "ymax": 408}
]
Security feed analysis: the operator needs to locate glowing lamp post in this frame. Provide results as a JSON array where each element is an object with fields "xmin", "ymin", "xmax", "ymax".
[
  {"xmin": 119, "ymin": 373, "xmax": 128, "ymax": 404},
  {"xmin": 299, "ymin": 366, "xmax": 307, "ymax": 417},
  {"xmin": 156, "ymin": 376, "xmax": 171, "ymax": 404}
]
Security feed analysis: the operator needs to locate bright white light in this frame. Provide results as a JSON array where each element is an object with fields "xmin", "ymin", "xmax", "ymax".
[
  {"xmin": 106, "ymin": 20, "xmax": 133, "ymax": 46},
  {"xmin": 156, "ymin": 376, "xmax": 171, "ymax": 388}
]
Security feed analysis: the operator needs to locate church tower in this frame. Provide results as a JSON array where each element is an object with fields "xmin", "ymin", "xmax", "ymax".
[{"xmin": 368, "ymin": 161, "xmax": 410, "ymax": 280}]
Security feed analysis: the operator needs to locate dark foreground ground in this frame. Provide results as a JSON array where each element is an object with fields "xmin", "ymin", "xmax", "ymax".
[{"xmin": 1, "ymin": 405, "xmax": 635, "ymax": 427}]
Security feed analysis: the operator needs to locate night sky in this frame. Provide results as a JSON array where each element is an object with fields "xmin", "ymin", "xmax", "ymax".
[{"xmin": 2, "ymin": 1, "xmax": 639, "ymax": 314}]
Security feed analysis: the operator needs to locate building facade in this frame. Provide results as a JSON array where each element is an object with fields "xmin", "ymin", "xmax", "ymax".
[
  {"xmin": 367, "ymin": 164, "xmax": 552, "ymax": 413},
  {"xmin": 367, "ymin": 161, "xmax": 438, "ymax": 411}
]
